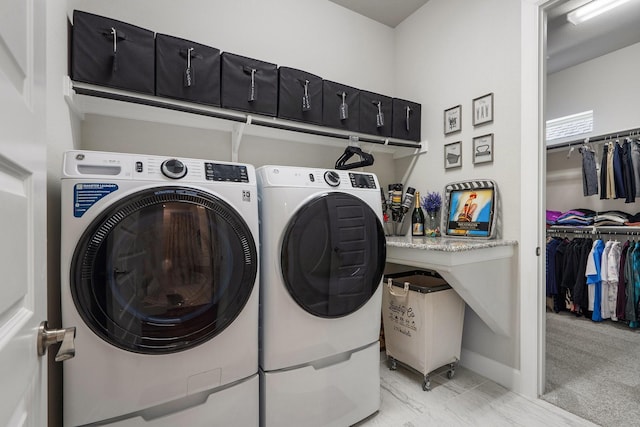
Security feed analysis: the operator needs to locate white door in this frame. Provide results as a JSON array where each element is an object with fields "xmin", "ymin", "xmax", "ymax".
[{"xmin": 0, "ymin": 0, "xmax": 49, "ymax": 425}]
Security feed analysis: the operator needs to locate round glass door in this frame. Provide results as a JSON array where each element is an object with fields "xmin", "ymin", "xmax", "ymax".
[
  {"xmin": 281, "ymin": 192, "xmax": 386, "ymax": 318},
  {"xmin": 71, "ymin": 186, "xmax": 257, "ymax": 354}
]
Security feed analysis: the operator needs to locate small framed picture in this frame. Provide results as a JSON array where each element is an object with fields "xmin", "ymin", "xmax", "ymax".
[
  {"xmin": 444, "ymin": 141, "xmax": 462, "ymax": 169},
  {"xmin": 444, "ymin": 105, "xmax": 462, "ymax": 135},
  {"xmin": 473, "ymin": 133, "xmax": 494, "ymax": 164},
  {"xmin": 472, "ymin": 93, "xmax": 493, "ymax": 126}
]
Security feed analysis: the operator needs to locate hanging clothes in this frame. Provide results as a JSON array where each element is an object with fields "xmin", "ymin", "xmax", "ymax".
[
  {"xmin": 600, "ymin": 240, "xmax": 611, "ymax": 320},
  {"xmin": 613, "ymin": 142, "xmax": 626, "ymax": 199},
  {"xmin": 616, "ymin": 240, "xmax": 630, "ymax": 320},
  {"xmin": 621, "ymin": 140, "xmax": 636, "ymax": 203},
  {"xmin": 585, "ymin": 239, "xmax": 605, "ymax": 321},
  {"xmin": 606, "ymin": 240, "xmax": 621, "ymax": 321},
  {"xmin": 631, "ymin": 139, "xmax": 640, "ymax": 197},
  {"xmin": 580, "ymin": 145, "xmax": 598, "ymax": 196},
  {"xmin": 625, "ymin": 242, "xmax": 639, "ymax": 327},
  {"xmin": 606, "ymin": 142, "xmax": 615, "ymax": 199},
  {"xmin": 600, "ymin": 143, "xmax": 609, "ymax": 200}
]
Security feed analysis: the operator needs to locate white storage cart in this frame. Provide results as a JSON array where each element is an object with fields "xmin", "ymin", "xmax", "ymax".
[{"xmin": 382, "ymin": 270, "xmax": 465, "ymax": 391}]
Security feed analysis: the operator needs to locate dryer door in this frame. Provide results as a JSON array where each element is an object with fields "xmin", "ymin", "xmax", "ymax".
[
  {"xmin": 71, "ymin": 186, "xmax": 257, "ymax": 354},
  {"xmin": 281, "ymin": 192, "xmax": 386, "ymax": 318}
]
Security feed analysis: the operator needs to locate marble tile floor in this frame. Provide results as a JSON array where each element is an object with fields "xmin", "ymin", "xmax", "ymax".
[{"xmin": 355, "ymin": 353, "xmax": 597, "ymax": 427}]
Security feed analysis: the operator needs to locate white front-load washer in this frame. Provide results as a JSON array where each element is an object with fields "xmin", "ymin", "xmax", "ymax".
[
  {"xmin": 256, "ymin": 165, "xmax": 386, "ymax": 427},
  {"xmin": 61, "ymin": 150, "xmax": 260, "ymax": 427}
]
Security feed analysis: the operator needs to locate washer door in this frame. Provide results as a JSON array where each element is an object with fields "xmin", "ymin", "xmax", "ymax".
[
  {"xmin": 281, "ymin": 192, "xmax": 386, "ymax": 318},
  {"xmin": 71, "ymin": 186, "xmax": 257, "ymax": 354}
]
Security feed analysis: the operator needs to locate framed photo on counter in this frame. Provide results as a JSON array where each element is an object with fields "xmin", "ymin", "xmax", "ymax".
[
  {"xmin": 444, "ymin": 105, "xmax": 461, "ymax": 135},
  {"xmin": 472, "ymin": 93, "xmax": 493, "ymax": 126},
  {"xmin": 444, "ymin": 141, "xmax": 462, "ymax": 169}
]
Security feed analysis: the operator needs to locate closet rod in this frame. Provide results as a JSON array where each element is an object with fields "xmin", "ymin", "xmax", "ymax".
[
  {"xmin": 73, "ymin": 86, "xmax": 422, "ymax": 150},
  {"xmin": 546, "ymin": 127, "xmax": 640, "ymax": 151},
  {"xmin": 547, "ymin": 226, "xmax": 640, "ymax": 236}
]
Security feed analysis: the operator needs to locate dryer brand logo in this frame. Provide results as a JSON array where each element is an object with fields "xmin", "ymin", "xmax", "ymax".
[{"xmin": 242, "ymin": 190, "xmax": 251, "ymax": 202}]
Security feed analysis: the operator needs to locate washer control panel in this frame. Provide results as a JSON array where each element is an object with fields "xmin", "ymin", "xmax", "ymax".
[
  {"xmin": 324, "ymin": 170, "xmax": 341, "ymax": 187},
  {"xmin": 348, "ymin": 172, "xmax": 377, "ymax": 189},
  {"xmin": 64, "ymin": 151, "xmax": 254, "ymax": 184},
  {"xmin": 160, "ymin": 159, "xmax": 188, "ymax": 179}
]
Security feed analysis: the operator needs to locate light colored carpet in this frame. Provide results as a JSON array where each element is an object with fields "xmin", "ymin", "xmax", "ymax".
[{"xmin": 542, "ymin": 311, "xmax": 640, "ymax": 426}]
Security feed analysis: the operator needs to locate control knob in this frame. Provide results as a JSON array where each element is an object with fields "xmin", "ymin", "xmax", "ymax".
[
  {"xmin": 324, "ymin": 170, "xmax": 340, "ymax": 187},
  {"xmin": 161, "ymin": 159, "xmax": 187, "ymax": 179}
]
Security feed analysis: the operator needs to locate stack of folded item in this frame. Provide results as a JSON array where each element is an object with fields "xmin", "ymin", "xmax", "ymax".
[
  {"xmin": 625, "ymin": 212, "xmax": 640, "ymax": 226},
  {"xmin": 593, "ymin": 210, "xmax": 630, "ymax": 226},
  {"xmin": 553, "ymin": 209, "xmax": 596, "ymax": 226},
  {"xmin": 546, "ymin": 210, "xmax": 562, "ymax": 226}
]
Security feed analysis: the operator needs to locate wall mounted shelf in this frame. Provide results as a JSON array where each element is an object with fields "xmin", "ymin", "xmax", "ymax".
[{"xmin": 63, "ymin": 77, "xmax": 427, "ymax": 162}]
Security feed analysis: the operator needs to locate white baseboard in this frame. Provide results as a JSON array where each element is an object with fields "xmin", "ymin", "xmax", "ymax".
[{"xmin": 460, "ymin": 348, "xmax": 522, "ymax": 393}]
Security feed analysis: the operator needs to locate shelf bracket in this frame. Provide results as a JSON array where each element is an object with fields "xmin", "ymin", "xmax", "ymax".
[
  {"xmin": 62, "ymin": 76, "xmax": 85, "ymax": 120},
  {"xmin": 231, "ymin": 116, "xmax": 252, "ymax": 162},
  {"xmin": 393, "ymin": 139, "xmax": 428, "ymax": 160}
]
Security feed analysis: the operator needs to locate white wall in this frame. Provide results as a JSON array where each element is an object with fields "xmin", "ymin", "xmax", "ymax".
[
  {"xmin": 394, "ymin": 0, "xmax": 522, "ymax": 375},
  {"xmin": 547, "ymin": 41, "xmax": 640, "ymax": 213}
]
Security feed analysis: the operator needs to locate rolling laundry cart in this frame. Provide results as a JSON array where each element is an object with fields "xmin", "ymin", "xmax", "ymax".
[{"xmin": 382, "ymin": 270, "xmax": 465, "ymax": 391}]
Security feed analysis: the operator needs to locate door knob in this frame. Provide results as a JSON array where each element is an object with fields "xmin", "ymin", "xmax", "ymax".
[{"xmin": 37, "ymin": 321, "xmax": 76, "ymax": 362}]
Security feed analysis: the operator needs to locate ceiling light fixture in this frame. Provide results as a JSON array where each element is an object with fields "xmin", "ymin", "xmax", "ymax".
[{"xmin": 567, "ymin": 0, "xmax": 631, "ymax": 25}]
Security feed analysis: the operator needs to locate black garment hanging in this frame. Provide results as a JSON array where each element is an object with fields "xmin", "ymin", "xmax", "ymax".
[
  {"xmin": 600, "ymin": 144, "xmax": 608, "ymax": 199},
  {"xmin": 622, "ymin": 140, "xmax": 636, "ymax": 203},
  {"xmin": 335, "ymin": 146, "xmax": 374, "ymax": 170}
]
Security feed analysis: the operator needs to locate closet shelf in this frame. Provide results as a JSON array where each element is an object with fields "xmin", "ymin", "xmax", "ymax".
[
  {"xmin": 547, "ymin": 225, "xmax": 640, "ymax": 235},
  {"xmin": 63, "ymin": 77, "xmax": 427, "ymax": 161}
]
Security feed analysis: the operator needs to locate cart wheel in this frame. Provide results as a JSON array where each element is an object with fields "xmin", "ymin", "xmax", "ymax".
[
  {"xmin": 447, "ymin": 369, "xmax": 455, "ymax": 379},
  {"xmin": 389, "ymin": 357, "xmax": 397, "ymax": 371},
  {"xmin": 422, "ymin": 376, "xmax": 431, "ymax": 391}
]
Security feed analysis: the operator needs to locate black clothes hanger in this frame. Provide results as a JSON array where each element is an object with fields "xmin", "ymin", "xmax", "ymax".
[{"xmin": 335, "ymin": 145, "xmax": 374, "ymax": 170}]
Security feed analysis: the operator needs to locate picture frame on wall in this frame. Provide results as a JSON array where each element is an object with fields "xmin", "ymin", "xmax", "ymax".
[
  {"xmin": 444, "ymin": 105, "xmax": 462, "ymax": 135},
  {"xmin": 472, "ymin": 93, "xmax": 493, "ymax": 126},
  {"xmin": 472, "ymin": 133, "xmax": 494, "ymax": 164},
  {"xmin": 444, "ymin": 141, "xmax": 462, "ymax": 169}
]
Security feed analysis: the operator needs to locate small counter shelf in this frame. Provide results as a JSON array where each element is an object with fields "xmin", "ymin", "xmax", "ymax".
[{"xmin": 385, "ymin": 236, "xmax": 518, "ymax": 337}]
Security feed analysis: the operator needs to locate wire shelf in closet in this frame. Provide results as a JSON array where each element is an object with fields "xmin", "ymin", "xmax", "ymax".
[{"xmin": 546, "ymin": 127, "xmax": 640, "ymax": 152}]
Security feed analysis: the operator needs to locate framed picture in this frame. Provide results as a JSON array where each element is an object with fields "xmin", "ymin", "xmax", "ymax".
[
  {"xmin": 444, "ymin": 141, "xmax": 462, "ymax": 169},
  {"xmin": 444, "ymin": 105, "xmax": 462, "ymax": 135},
  {"xmin": 472, "ymin": 93, "xmax": 493, "ymax": 126},
  {"xmin": 473, "ymin": 133, "xmax": 494, "ymax": 164}
]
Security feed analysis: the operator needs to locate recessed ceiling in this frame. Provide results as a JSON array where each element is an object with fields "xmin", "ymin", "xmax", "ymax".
[
  {"xmin": 546, "ymin": 0, "xmax": 640, "ymax": 74},
  {"xmin": 328, "ymin": 0, "xmax": 429, "ymax": 28},
  {"xmin": 329, "ymin": 0, "xmax": 640, "ymax": 74}
]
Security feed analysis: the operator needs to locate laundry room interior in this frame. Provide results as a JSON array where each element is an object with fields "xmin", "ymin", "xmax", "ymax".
[{"xmin": 14, "ymin": 0, "xmax": 635, "ymax": 426}]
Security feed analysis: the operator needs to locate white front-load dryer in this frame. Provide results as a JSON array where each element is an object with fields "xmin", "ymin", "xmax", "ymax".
[
  {"xmin": 257, "ymin": 165, "xmax": 386, "ymax": 427},
  {"xmin": 61, "ymin": 150, "xmax": 259, "ymax": 427}
]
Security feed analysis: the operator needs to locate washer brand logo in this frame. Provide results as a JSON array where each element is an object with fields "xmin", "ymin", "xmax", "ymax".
[{"xmin": 242, "ymin": 190, "xmax": 251, "ymax": 202}]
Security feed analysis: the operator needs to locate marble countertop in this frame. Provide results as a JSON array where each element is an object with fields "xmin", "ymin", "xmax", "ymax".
[{"xmin": 385, "ymin": 235, "xmax": 518, "ymax": 252}]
